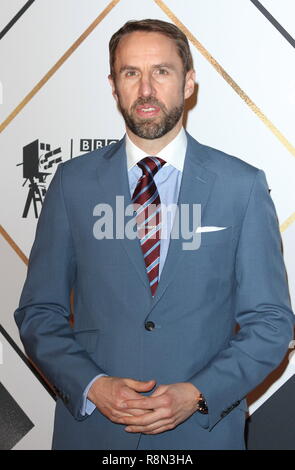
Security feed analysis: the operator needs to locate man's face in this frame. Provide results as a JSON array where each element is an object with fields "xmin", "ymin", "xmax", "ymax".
[{"xmin": 109, "ymin": 31, "xmax": 195, "ymax": 139}]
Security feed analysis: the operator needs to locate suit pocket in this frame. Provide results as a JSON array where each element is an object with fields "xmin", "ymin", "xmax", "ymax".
[
  {"xmin": 199, "ymin": 226, "xmax": 233, "ymax": 247},
  {"xmin": 74, "ymin": 328, "xmax": 100, "ymax": 354}
]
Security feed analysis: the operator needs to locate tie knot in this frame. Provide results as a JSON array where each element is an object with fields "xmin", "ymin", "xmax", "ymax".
[{"xmin": 137, "ymin": 156, "xmax": 166, "ymax": 178}]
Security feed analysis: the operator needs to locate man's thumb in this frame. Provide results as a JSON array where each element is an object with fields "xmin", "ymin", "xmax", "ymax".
[{"xmin": 128, "ymin": 379, "xmax": 156, "ymax": 391}]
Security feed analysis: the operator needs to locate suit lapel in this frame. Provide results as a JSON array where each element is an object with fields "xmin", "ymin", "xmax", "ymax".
[
  {"xmin": 150, "ymin": 133, "xmax": 217, "ymax": 309},
  {"xmin": 96, "ymin": 133, "xmax": 217, "ymax": 308},
  {"xmin": 97, "ymin": 138, "xmax": 151, "ymax": 293}
]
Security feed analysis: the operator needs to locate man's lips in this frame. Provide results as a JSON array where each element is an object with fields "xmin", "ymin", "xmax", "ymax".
[{"xmin": 135, "ymin": 104, "xmax": 161, "ymax": 118}]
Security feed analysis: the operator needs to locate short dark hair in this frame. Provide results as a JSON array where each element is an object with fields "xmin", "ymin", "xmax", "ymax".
[{"xmin": 109, "ymin": 19, "xmax": 193, "ymax": 78}]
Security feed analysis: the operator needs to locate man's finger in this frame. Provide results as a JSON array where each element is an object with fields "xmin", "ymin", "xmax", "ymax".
[
  {"xmin": 119, "ymin": 382, "xmax": 157, "ymax": 403},
  {"xmin": 122, "ymin": 408, "xmax": 154, "ymax": 416},
  {"xmin": 112, "ymin": 408, "xmax": 151, "ymax": 420},
  {"xmin": 122, "ymin": 395, "xmax": 164, "ymax": 410},
  {"xmin": 144, "ymin": 424, "xmax": 175, "ymax": 435},
  {"xmin": 125, "ymin": 418, "xmax": 174, "ymax": 434},
  {"xmin": 118, "ymin": 409, "xmax": 164, "ymax": 426},
  {"xmin": 125, "ymin": 379, "xmax": 156, "ymax": 392},
  {"xmin": 150, "ymin": 385, "xmax": 167, "ymax": 397}
]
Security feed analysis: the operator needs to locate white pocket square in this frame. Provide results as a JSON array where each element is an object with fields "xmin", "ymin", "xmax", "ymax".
[{"xmin": 195, "ymin": 226, "xmax": 227, "ymax": 233}]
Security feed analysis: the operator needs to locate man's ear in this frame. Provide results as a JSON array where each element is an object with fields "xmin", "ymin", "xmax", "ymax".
[
  {"xmin": 184, "ymin": 69, "xmax": 196, "ymax": 100},
  {"xmin": 108, "ymin": 74, "xmax": 118, "ymax": 102}
]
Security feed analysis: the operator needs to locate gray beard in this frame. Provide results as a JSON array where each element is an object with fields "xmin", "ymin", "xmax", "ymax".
[{"xmin": 118, "ymin": 98, "xmax": 184, "ymax": 140}]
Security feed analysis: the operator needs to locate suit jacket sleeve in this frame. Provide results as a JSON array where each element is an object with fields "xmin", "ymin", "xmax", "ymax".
[
  {"xmin": 189, "ymin": 169, "xmax": 294, "ymax": 431},
  {"xmin": 14, "ymin": 163, "xmax": 104, "ymax": 421}
]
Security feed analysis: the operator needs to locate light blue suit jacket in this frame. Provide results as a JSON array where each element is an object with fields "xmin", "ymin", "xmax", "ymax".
[{"xmin": 14, "ymin": 132, "xmax": 294, "ymax": 450}]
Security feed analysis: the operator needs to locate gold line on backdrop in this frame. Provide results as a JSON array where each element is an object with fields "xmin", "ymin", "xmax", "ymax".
[
  {"xmin": 154, "ymin": 0, "xmax": 295, "ymax": 159},
  {"xmin": 280, "ymin": 212, "xmax": 295, "ymax": 233},
  {"xmin": 1, "ymin": 222, "xmax": 74, "ymax": 328},
  {"xmin": 0, "ymin": 0, "xmax": 121, "ymax": 134},
  {"xmin": 0, "ymin": 224, "xmax": 28, "ymax": 265}
]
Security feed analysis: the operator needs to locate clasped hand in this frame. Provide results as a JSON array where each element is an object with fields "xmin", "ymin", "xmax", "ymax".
[{"xmin": 88, "ymin": 377, "xmax": 201, "ymax": 435}]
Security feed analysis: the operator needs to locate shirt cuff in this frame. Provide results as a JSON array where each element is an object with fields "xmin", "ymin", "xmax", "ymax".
[{"xmin": 80, "ymin": 373, "xmax": 108, "ymax": 416}]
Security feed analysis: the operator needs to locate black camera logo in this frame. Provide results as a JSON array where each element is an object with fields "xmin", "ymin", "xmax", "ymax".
[{"xmin": 17, "ymin": 140, "xmax": 62, "ymax": 218}]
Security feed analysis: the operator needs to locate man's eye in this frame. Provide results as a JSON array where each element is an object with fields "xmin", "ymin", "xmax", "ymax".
[
  {"xmin": 156, "ymin": 69, "xmax": 168, "ymax": 75},
  {"xmin": 125, "ymin": 71, "xmax": 137, "ymax": 77}
]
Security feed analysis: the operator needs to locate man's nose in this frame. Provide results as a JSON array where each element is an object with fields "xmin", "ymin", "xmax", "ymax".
[{"xmin": 138, "ymin": 74, "xmax": 155, "ymax": 98}]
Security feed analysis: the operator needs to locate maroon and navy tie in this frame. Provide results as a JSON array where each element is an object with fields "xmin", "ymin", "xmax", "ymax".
[{"xmin": 132, "ymin": 156, "xmax": 166, "ymax": 296}]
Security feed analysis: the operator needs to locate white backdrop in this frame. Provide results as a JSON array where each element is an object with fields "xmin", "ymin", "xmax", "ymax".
[{"xmin": 0, "ymin": 0, "xmax": 294, "ymax": 449}]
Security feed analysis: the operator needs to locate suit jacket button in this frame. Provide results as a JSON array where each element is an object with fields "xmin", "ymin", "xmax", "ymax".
[{"xmin": 145, "ymin": 321, "xmax": 155, "ymax": 331}]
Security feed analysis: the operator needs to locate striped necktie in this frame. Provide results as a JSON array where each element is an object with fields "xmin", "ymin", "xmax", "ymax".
[{"xmin": 132, "ymin": 156, "xmax": 166, "ymax": 296}]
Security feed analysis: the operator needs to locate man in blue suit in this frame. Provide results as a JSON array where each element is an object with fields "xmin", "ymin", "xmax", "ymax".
[{"xmin": 15, "ymin": 19, "xmax": 294, "ymax": 450}]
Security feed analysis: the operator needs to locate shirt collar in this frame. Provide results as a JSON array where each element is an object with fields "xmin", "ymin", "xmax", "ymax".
[{"xmin": 126, "ymin": 127, "xmax": 187, "ymax": 172}]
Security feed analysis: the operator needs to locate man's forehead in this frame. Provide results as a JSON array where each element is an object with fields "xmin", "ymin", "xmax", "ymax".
[
  {"xmin": 120, "ymin": 30, "xmax": 170, "ymax": 41},
  {"xmin": 115, "ymin": 31, "xmax": 180, "ymax": 64}
]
